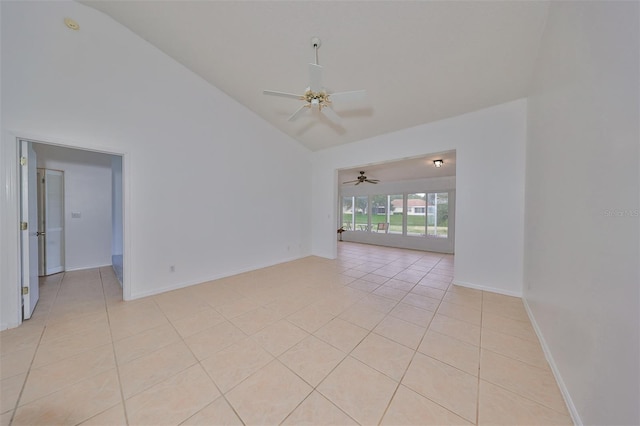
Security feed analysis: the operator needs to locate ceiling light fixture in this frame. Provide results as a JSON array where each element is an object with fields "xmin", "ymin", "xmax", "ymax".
[
  {"xmin": 433, "ymin": 159, "xmax": 444, "ymax": 168},
  {"xmin": 64, "ymin": 17, "xmax": 80, "ymax": 31}
]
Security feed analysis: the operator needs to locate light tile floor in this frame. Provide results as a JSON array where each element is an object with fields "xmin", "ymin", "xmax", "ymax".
[{"xmin": 1, "ymin": 242, "xmax": 573, "ymax": 425}]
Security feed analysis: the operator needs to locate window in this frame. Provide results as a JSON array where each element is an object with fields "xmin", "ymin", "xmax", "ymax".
[
  {"xmin": 354, "ymin": 196, "xmax": 369, "ymax": 231},
  {"xmin": 388, "ymin": 194, "xmax": 403, "ymax": 234},
  {"xmin": 340, "ymin": 191, "xmax": 451, "ymax": 238},
  {"xmin": 341, "ymin": 196, "xmax": 353, "ymax": 230},
  {"xmin": 407, "ymin": 193, "xmax": 426, "ymax": 235},
  {"xmin": 427, "ymin": 192, "xmax": 448, "ymax": 238}
]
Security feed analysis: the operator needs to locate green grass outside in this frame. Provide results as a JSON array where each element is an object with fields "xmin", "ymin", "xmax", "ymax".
[{"xmin": 342, "ymin": 213, "xmax": 448, "ymax": 237}]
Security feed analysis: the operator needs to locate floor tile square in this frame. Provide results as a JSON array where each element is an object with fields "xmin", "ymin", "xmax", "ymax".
[
  {"xmin": 126, "ymin": 364, "xmax": 220, "ymax": 426},
  {"xmin": 381, "ymin": 385, "xmax": 472, "ymax": 425},
  {"xmin": 338, "ymin": 304, "xmax": 386, "ymax": 330},
  {"xmin": 282, "ymin": 391, "xmax": 358, "ymax": 425},
  {"xmin": 351, "ymin": 333, "xmax": 414, "ymax": 380},
  {"xmin": 113, "ymin": 323, "xmax": 180, "ymax": 365},
  {"xmin": 184, "ymin": 321, "xmax": 247, "ymax": 360},
  {"xmin": 170, "ymin": 307, "xmax": 226, "ymax": 338},
  {"xmin": 182, "ymin": 396, "xmax": 243, "ymax": 425},
  {"xmin": 402, "ymin": 352, "xmax": 478, "ymax": 423},
  {"xmin": 429, "ymin": 314, "xmax": 480, "ymax": 346},
  {"xmin": 287, "ymin": 305, "xmax": 335, "ymax": 333},
  {"xmin": 13, "ymin": 369, "xmax": 120, "ymax": 426},
  {"xmin": 317, "ymin": 357, "xmax": 397, "ymax": 425},
  {"xmin": 229, "ymin": 307, "xmax": 283, "ymax": 335},
  {"xmin": 374, "ymin": 315, "xmax": 426, "ymax": 349},
  {"xmin": 226, "ymin": 360, "xmax": 312, "ymax": 425},
  {"xmin": 418, "ymin": 330, "xmax": 480, "ymax": 376},
  {"xmin": 314, "ymin": 318, "xmax": 368, "ymax": 353},
  {"xmin": 437, "ymin": 300, "xmax": 481, "ymax": 325},
  {"xmin": 200, "ymin": 338, "xmax": 273, "ymax": 392},
  {"xmin": 79, "ymin": 403, "xmax": 127, "ymax": 425},
  {"xmin": 388, "ymin": 302, "xmax": 435, "ymax": 327},
  {"xmin": 481, "ymin": 328, "xmax": 547, "ymax": 369},
  {"xmin": 279, "ymin": 336, "xmax": 346, "ymax": 387},
  {"xmin": 20, "ymin": 344, "xmax": 115, "ymax": 405},
  {"xmin": 119, "ymin": 341, "xmax": 197, "ymax": 398},
  {"xmin": 251, "ymin": 319, "xmax": 309, "ymax": 356},
  {"xmin": 480, "ymin": 349, "xmax": 567, "ymax": 413},
  {"xmin": 478, "ymin": 380, "xmax": 572, "ymax": 425}
]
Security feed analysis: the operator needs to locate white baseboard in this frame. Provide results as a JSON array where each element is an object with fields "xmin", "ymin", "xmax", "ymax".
[
  {"xmin": 452, "ymin": 279, "xmax": 522, "ymax": 298},
  {"xmin": 0, "ymin": 321, "xmax": 21, "ymax": 331},
  {"xmin": 129, "ymin": 254, "xmax": 309, "ymax": 300},
  {"xmin": 65, "ymin": 263, "xmax": 112, "ymax": 272},
  {"xmin": 522, "ymin": 298, "xmax": 581, "ymax": 426}
]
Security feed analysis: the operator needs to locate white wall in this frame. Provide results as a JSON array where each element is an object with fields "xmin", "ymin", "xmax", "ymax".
[
  {"xmin": 312, "ymin": 99, "xmax": 526, "ymax": 296},
  {"xmin": 524, "ymin": 2, "xmax": 639, "ymax": 425},
  {"xmin": 0, "ymin": 1, "xmax": 311, "ymax": 329},
  {"xmin": 34, "ymin": 144, "xmax": 114, "ymax": 271}
]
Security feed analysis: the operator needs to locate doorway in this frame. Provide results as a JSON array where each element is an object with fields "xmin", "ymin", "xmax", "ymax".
[
  {"xmin": 19, "ymin": 139, "xmax": 125, "ymax": 320},
  {"xmin": 37, "ymin": 168, "xmax": 65, "ymax": 277}
]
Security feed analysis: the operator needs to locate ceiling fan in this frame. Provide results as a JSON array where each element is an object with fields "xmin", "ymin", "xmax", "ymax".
[
  {"xmin": 343, "ymin": 171, "xmax": 379, "ymax": 185},
  {"xmin": 263, "ymin": 37, "xmax": 367, "ymax": 125}
]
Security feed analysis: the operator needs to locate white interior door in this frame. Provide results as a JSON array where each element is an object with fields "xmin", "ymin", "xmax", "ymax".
[
  {"xmin": 37, "ymin": 169, "xmax": 46, "ymax": 276},
  {"xmin": 44, "ymin": 169, "xmax": 64, "ymax": 274},
  {"xmin": 20, "ymin": 140, "xmax": 39, "ymax": 319}
]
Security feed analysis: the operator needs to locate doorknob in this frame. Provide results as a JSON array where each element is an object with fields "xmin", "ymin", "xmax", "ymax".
[{"xmin": 36, "ymin": 231, "xmax": 45, "ymax": 236}]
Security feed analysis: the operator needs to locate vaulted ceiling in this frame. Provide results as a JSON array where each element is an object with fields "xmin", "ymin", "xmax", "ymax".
[{"xmin": 80, "ymin": 1, "xmax": 549, "ymax": 152}]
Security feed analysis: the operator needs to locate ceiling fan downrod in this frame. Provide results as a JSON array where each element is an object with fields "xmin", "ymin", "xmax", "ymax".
[{"xmin": 311, "ymin": 36, "xmax": 321, "ymax": 66}]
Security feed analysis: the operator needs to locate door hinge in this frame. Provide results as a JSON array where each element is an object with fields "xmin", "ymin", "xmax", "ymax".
[
  {"xmin": 20, "ymin": 157, "xmax": 27, "ymax": 166},
  {"xmin": 21, "ymin": 222, "xmax": 28, "ymax": 231},
  {"xmin": 22, "ymin": 287, "xmax": 29, "ymax": 295}
]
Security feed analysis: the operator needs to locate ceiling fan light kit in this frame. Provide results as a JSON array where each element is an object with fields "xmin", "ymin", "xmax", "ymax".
[{"xmin": 264, "ymin": 37, "xmax": 366, "ymax": 126}]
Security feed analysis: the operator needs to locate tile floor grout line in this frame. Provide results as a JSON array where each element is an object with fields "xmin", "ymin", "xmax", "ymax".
[
  {"xmin": 196, "ymin": 357, "xmax": 247, "ymax": 426},
  {"xmin": 476, "ymin": 288, "xmax": 485, "ymax": 425},
  {"xmin": 377, "ymin": 276, "xmax": 465, "ymax": 425},
  {"xmin": 100, "ymin": 267, "xmax": 132, "ymax": 426},
  {"xmin": 164, "ymin": 295, "xmax": 250, "ymax": 426},
  {"xmin": 274, "ymin": 355, "xmax": 360, "ymax": 426},
  {"xmin": 154, "ymin": 297, "xmax": 240, "ymax": 425},
  {"xmin": 7, "ymin": 318, "xmax": 48, "ymax": 425},
  {"xmin": 7, "ymin": 271, "xmax": 65, "ymax": 424},
  {"xmin": 276, "ymin": 268, "xmax": 402, "ymax": 424},
  {"xmin": 339, "ymin": 254, "xmax": 441, "ymax": 425}
]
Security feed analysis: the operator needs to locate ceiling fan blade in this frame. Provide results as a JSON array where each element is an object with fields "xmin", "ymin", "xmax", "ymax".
[
  {"xmin": 329, "ymin": 90, "xmax": 367, "ymax": 104},
  {"xmin": 321, "ymin": 106, "xmax": 342, "ymax": 125},
  {"xmin": 355, "ymin": 181, "xmax": 361, "ymax": 185},
  {"xmin": 287, "ymin": 104, "xmax": 309, "ymax": 122},
  {"xmin": 342, "ymin": 179, "xmax": 359, "ymax": 184},
  {"xmin": 263, "ymin": 90, "xmax": 303, "ymax": 100},
  {"xmin": 366, "ymin": 180, "xmax": 379, "ymax": 184},
  {"xmin": 308, "ymin": 63, "xmax": 323, "ymax": 93}
]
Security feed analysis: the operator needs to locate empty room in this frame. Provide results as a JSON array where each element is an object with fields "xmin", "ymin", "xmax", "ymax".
[{"xmin": 1, "ymin": 1, "xmax": 638, "ymax": 425}]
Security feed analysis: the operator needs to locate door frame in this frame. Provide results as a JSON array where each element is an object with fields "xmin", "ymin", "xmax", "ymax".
[
  {"xmin": 37, "ymin": 168, "xmax": 66, "ymax": 276},
  {"xmin": 0, "ymin": 132, "xmax": 130, "ymax": 329}
]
